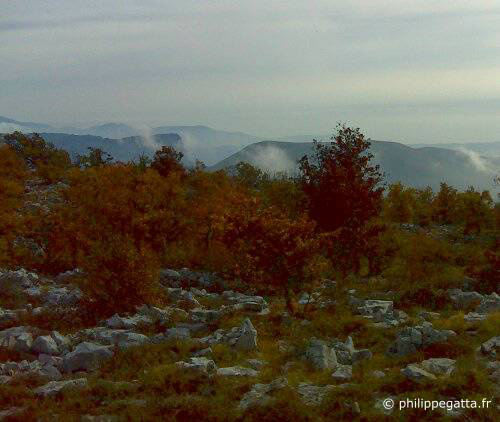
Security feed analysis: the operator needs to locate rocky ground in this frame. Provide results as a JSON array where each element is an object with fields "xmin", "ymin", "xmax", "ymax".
[{"xmin": 0, "ymin": 266, "xmax": 498, "ymax": 421}]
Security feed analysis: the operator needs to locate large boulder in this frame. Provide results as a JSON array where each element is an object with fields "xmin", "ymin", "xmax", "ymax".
[
  {"xmin": 62, "ymin": 342, "xmax": 113, "ymax": 372},
  {"xmin": 50, "ymin": 331, "xmax": 72, "ymax": 354},
  {"xmin": 387, "ymin": 323, "xmax": 456, "ymax": 356},
  {"xmin": 32, "ymin": 335, "xmax": 59, "ymax": 355},
  {"xmin": 304, "ymin": 338, "xmax": 337, "ymax": 370},
  {"xmin": 235, "ymin": 318, "xmax": 258, "ymax": 351}
]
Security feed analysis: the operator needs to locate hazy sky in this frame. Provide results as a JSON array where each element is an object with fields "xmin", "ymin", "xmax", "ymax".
[{"xmin": 1, "ymin": 1, "xmax": 500, "ymax": 142}]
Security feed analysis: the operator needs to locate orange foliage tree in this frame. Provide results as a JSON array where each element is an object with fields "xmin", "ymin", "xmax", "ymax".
[
  {"xmin": 0, "ymin": 145, "xmax": 28, "ymax": 266},
  {"xmin": 43, "ymin": 164, "xmax": 187, "ymax": 315}
]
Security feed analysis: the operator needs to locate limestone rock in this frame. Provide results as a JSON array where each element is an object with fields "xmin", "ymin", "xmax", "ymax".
[
  {"xmin": 175, "ymin": 357, "xmax": 217, "ymax": 374},
  {"xmin": 401, "ymin": 364, "xmax": 436, "ymax": 382},
  {"xmin": 238, "ymin": 378, "xmax": 288, "ymax": 411},
  {"xmin": 217, "ymin": 366, "xmax": 259, "ymax": 377},
  {"xmin": 62, "ymin": 342, "xmax": 113, "ymax": 373},
  {"xmin": 305, "ymin": 338, "xmax": 337, "ymax": 370},
  {"xmin": 34, "ymin": 378, "xmax": 88, "ymax": 397},
  {"xmin": 32, "ymin": 335, "xmax": 59, "ymax": 355},
  {"xmin": 296, "ymin": 383, "xmax": 336, "ymax": 406}
]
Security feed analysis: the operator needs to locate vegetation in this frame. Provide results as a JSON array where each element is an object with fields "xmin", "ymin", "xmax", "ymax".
[{"xmin": 0, "ymin": 126, "xmax": 498, "ymax": 420}]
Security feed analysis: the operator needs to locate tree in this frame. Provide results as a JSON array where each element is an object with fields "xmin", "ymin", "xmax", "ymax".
[
  {"xmin": 76, "ymin": 147, "xmax": 113, "ymax": 168},
  {"xmin": 5, "ymin": 132, "xmax": 71, "ymax": 183},
  {"xmin": 222, "ymin": 203, "xmax": 322, "ymax": 309},
  {"xmin": 298, "ymin": 124, "xmax": 385, "ymax": 273},
  {"xmin": 432, "ymin": 183, "xmax": 458, "ymax": 224},
  {"xmin": 42, "ymin": 164, "xmax": 187, "ymax": 315},
  {"xmin": 151, "ymin": 146, "xmax": 185, "ymax": 177},
  {"xmin": 0, "ymin": 145, "xmax": 28, "ymax": 266},
  {"xmin": 383, "ymin": 182, "xmax": 415, "ymax": 223}
]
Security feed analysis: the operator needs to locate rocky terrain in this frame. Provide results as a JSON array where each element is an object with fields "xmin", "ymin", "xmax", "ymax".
[{"xmin": 0, "ymin": 265, "xmax": 498, "ymax": 420}]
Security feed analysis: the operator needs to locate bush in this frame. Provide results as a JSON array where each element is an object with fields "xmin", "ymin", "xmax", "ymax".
[
  {"xmin": 41, "ymin": 164, "xmax": 186, "ymax": 314},
  {"xmin": 0, "ymin": 144, "xmax": 28, "ymax": 266},
  {"xmin": 4, "ymin": 132, "xmax": 71, "ymax": 183}
]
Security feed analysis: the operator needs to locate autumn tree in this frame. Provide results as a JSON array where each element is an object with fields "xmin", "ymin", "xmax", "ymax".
[
  {"xmin": 151, "ymin": 146, "xmax": 185, "ymax": 177},
  {"xmin": 431, "ymin": 183, "xmax": 458, "ymax": 224},
  {"xmin": 76, "ymin": 147, "xmax": 113, "ymax": 168},
  {"xmin": 457, "ymin": 188, "xmax": 494, "ymax": 235},
  {"xmin": 0, "ymin": 145, "xmax": 28, "ymax": 266},
  {"xmin": 43, "ymin": 164, "xmax": 187, "ymax": 315},
  {"xmin": 221, "ymin": 202, "xmax": 322, "ymax": 308},
  {"xmin": 299, "ymin": 124, "xmax": 385, "ymax": 273},
  {"xmin": 383, "ymin": 182, "xmax": 415, "ymax": 223},
  {"xmin": 4, "ymin": 132, "xmax": 71, "ymax": 183}
]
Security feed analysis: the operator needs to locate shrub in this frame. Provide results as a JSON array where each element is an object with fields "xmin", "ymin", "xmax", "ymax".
[
  {"xmin": 4, "ymin": 132, "xmax": 71, "ymax": 183},
  {"xmin": 0, "ymin": 144, "xmax": 28, "ymax": 266}
]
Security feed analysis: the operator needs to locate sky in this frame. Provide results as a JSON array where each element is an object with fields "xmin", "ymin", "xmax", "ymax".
[{"xmin": 1, "ymin": 0, "xmax": 500, "ymax": 143}]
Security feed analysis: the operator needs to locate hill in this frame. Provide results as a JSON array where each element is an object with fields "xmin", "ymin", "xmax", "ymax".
[{"xmin": 210, "ymin": 140, "xmax": 499, "ymax": 192}]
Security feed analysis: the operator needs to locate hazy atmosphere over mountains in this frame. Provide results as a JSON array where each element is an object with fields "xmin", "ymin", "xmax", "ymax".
[{"xmin": 2, "ymin": 1, "xmax": 500, "ymax": 141}]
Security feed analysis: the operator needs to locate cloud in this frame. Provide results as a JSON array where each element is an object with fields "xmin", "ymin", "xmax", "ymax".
[
  {"xmin": 252, "ymin": 145, "xmax": 297, "ymax": 175},
  {"xmin": 0, "ymin": 122, "xmax": 30, "ymax": 133},
  {"xmin": 1, "ymin": 1, "xmax": 499, "ymax": 141},
  {"xmin": 458, "ymin": 147, "xmax": 497, "ymax": 174}
]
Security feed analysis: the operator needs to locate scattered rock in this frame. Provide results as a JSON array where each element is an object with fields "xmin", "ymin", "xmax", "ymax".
[
  {"xmin": 32, "ymin": 335, "xmax": 59, "ymax": 355},
  {"xmin": 331, "ymin": 364, "xmax": 353, "ymax": 381},
  {"xmin": 105, "ymin": 314, "xmax": 152, "ymax": 330},
  {"xmin": 480, "ymin": 336, "xmax": 500, "ymax": 360},
  {"xmin": 420, "ymin": 358, "xmax": 456, "ymax": 376},
  {"xmin": 247, "ymin": 359, "xmax": 266, "ymax": 371},
  {"xmin": 387, "ymin": 322, "xmax": 456, "ymax": 356},
  {"xmin": 475, "ymin": 293, "xmax": 500, "ymax": 314},
  {"xmin": 175, "ymin": 357, "xmax": 217, "ymax": 374},
  {"xmin": 62, "ymin": 342, "xmax": 113, "ymax": 373},
  {"xmin": 448, "ymin": 289, "xmax": 483, "ymax": 309},
  {"xmin": 217, "ymin": 366, "xmax": 259, "ymax": 377},
  {"xmin": 200, "ymin": 318, "xmax": 257, "ymax": 351},
  {"xmin": 304, "ymin": 338, "xmax": 337, "ymax": 370},
  {"xmin": 332, "ymin": 336, "xmax": 372, "ymax": 365},
  {"xmin": 401, "ymin": 364, "xmax": 436, "ymax": 382},
  {"xmin": 34, "ymin": 378, "xmax": 88, "ymax": 397},
  {"xmin": 238, "ymin": 378, "xmax": 288, "ymax": 411},
  {"xmin": 296, "ymin": 383, "xmax": 336, "ymax": 406}
]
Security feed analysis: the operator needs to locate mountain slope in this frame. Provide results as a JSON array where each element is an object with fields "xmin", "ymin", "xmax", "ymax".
[{"xmin": 210, "ymin": 140, "xmax": 499, "ymax": 192}]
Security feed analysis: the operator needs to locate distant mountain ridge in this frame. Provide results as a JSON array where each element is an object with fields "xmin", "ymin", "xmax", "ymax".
[
  {"xmin": 210, "ymin": 140, "xmax": 499, "ymax": 193},
  {"xmin": 0, "ymin": 116, "xmax": 267, "ymax": 165}
]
